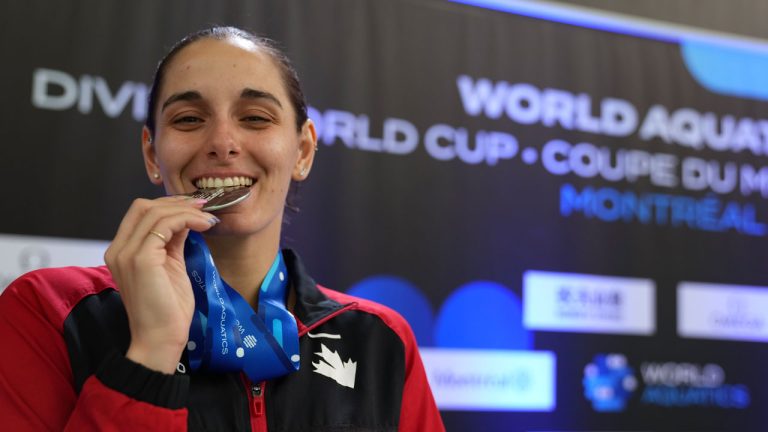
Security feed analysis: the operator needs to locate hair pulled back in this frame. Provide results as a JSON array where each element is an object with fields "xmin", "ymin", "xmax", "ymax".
[{"xmin": 145, "ymin": 26, "xmax": 308, "ymax": 137}]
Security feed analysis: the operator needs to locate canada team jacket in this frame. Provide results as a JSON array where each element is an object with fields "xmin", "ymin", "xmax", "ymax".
[{"xmin": 0, "ymin": 250, "xmax": 445, "ymax": 431}]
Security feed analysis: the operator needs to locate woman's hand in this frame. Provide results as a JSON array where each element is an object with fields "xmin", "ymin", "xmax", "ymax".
[{"xmin": 104, "ymin": 196, "xmax": 218, "ymax": 374}]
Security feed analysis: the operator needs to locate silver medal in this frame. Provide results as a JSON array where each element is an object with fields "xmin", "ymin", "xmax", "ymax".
[{"xmin": 185, "ymin": 186, "xmax": 252, "ymax": 211}]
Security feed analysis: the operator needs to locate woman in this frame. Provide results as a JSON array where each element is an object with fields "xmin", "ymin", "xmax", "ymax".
[{"xmin": 0, "ymin": 26, "xmax": 444, "ymax": 431}]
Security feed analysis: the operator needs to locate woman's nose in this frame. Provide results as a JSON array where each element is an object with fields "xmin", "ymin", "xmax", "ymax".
[{"xmin": 206, "ymin": 120, "xmax": 241, "ymax": 160}]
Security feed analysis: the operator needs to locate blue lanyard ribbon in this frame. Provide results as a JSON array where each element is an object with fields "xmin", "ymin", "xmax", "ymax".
[{"xmin": 183, "ymin": 231, "xmax": 300, "ymax": 381}]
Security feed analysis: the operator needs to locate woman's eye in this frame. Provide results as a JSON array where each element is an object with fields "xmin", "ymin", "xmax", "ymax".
[
  {"xmin": 174, "ymin": 116, "xmax": 203, "ymax": 124},
  {"xmin": 242, "ymin": 115, "xmax": 269, "ymax": 123}
]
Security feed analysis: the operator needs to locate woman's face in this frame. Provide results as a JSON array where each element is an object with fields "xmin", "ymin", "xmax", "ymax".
[{"xmin": 142, "ymin": 37, "xmax": 316, "ymax": 237}]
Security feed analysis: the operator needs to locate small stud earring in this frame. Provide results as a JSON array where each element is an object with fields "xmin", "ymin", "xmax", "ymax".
[
  {"xmin": 299, "ymin": 168, "xmax": 307, "ymax": 177},
  {"xmin": 153, "ymin": 173, "xmax": 161, "ymax": 179}
]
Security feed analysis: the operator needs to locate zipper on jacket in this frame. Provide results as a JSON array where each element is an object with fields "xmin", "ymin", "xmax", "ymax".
[
  {"xmin": 242, "ymin": 374, "xmax": 268, "ymax": 432},
  {"xmin": 251, "ymin": 383, "xmax": 264, "ymax": 416}
]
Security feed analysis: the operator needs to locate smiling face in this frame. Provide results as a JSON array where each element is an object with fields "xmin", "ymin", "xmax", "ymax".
[{"xmin": 142, "ymin": 37, "xmax": 316, "ymax": 238}]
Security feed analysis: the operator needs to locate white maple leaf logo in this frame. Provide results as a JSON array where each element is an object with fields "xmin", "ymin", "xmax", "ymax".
[{"xmin": 312, "ymin": 343, "xmax": 357, "ymax": 389}]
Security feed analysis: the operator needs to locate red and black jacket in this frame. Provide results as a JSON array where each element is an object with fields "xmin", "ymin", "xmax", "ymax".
[{"xmin": 0, "ymin": 250, "xmax": 444, "ymax": 431}]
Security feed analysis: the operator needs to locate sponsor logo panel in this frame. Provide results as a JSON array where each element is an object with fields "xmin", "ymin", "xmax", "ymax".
[
  {"xmin": 524, "ymin": 271, "xmax": 655, "ymax": 335},
  {"xmin": 678, "ymin": 282, "xmax": 768, "ymax": 343},
  {"xmin": 421, "ymin": 347, "xmax": 555, "ymax": 411},
  {"xmin": 582, "ymin": 353, "xmax": 751, "ymax": 412},
  {"xmin": 0, "ymin": 233, "xmax": 109, "ymax": 292}
]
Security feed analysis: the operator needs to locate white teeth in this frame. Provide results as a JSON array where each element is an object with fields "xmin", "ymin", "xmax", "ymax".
[{"xmin": 194, "ymin": 176, "xmax": 254, "ymax": 189}]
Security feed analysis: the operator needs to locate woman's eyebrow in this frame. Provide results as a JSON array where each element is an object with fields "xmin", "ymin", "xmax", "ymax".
[
  {"xmin": 240, "ymin": 88, "xmax": 282, "ymax": 109},
  {"xmin": 161, "ymin": 90, "xmax": 202, "ymax": 112}
]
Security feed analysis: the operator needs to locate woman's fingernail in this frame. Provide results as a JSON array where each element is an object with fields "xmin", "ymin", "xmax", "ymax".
[{"xmin": 209, "ymin": 216, "xmax": 221, "ymax": 225}]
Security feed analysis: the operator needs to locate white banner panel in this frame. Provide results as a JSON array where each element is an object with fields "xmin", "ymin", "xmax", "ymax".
[
  {"xmin": 420, "ymin": 347, "xmax": 556, "ymax": 411},
  {"xmin": 678, "ymin": 282, "xmax": 768, "ymax": 343},
  {"xmin": 523, "ymin": 271, "xmax": 655, "ymax": 335},
  {"xmin": 0, "ymin": 233, "xmax": 109, "ymax": 293}
]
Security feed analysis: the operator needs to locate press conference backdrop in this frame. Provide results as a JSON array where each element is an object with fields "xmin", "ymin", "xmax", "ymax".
[{"xmin": 2, "ymin": 0, "xmax": 768, "ymax": 430}]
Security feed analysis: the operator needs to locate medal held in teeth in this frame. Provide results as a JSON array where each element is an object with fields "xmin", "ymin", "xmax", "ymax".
[
  {"xmin": 186, "ymin": 176, "xmax": 252, "ymax": 211},
  {"xmin": 185, "ymin": 187, "xmax": 252, "ymax": 212}
]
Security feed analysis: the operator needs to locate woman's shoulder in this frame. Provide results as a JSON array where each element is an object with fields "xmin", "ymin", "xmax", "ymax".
[
  {"xmin": 6, "ymin": 265, "xmax": 114, "ymax": 295},
  {"xmin": 318, "ymin": 286, "xmax": 401, "ymax": 317},
  {"xmin": 1, "ymin": 265, "xmax": 115, "ymax": 328},
  {"xmin": 317, "ymin": 286, "xmax": 417, "ymax": 347}
]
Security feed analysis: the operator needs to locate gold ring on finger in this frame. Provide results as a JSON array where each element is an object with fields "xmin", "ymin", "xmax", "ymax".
[{"xmin": 148, "ymin": 230, "xmax": 167, "ymax": 243}]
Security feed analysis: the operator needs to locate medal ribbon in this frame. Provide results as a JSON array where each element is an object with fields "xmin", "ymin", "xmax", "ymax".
[{"xmin": 183, "ymin": 231, "xmax": 300, "ymax": 381}]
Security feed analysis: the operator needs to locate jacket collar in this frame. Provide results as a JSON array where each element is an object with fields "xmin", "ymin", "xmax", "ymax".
[{"xmin": 282, "ymin": 249, "xmax": 346, "ymax": 329}]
